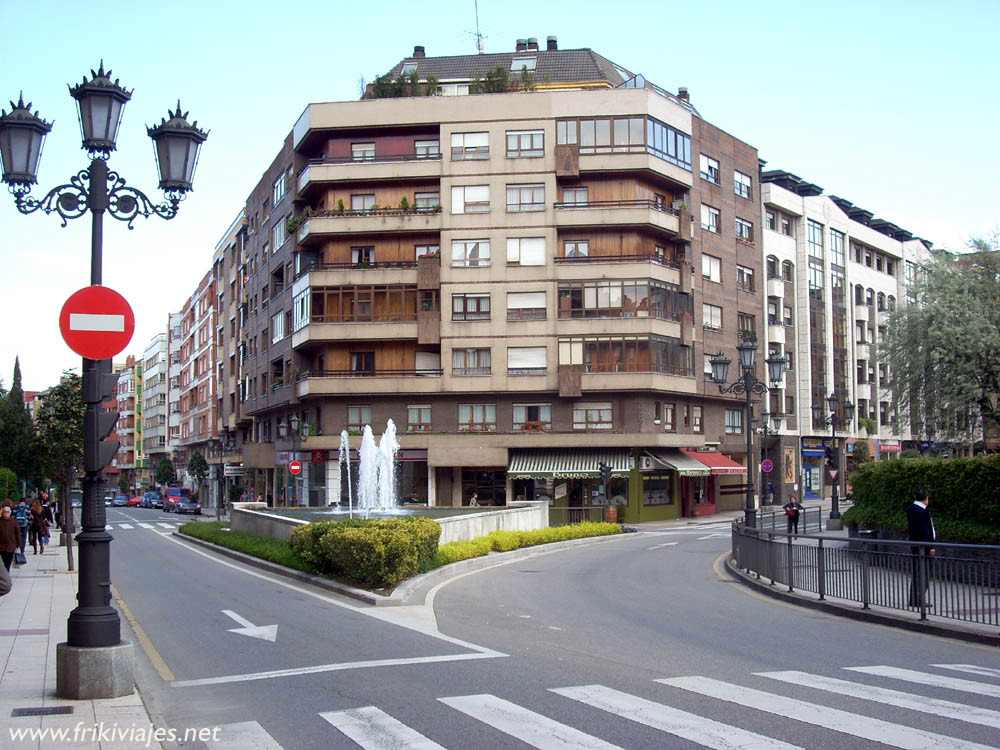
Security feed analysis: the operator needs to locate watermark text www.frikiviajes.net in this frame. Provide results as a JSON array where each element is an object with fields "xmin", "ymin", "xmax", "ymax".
[{"xmin": 9, "ymin": 721, "xmax": 222, "ymax": 746}]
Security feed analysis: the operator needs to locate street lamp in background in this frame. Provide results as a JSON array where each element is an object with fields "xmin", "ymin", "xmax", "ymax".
[
  {"xmin": 812, "ymin": 392, "xmax": 855, "ymax": 530},
  {"xmin": 710, "ymin": 338, "xmax": 787, "ymax": 527},
  {"xmin": 0, "ymin": 65, "xmax": 206, "ymax": 699},
  {"xmin": 759, "ymin": 411, "xmax": 783, "ymax": 505}
]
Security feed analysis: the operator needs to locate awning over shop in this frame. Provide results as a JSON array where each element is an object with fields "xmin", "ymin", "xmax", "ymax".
[
  {"xmin": 681, "ymin": 449, "xmax": 747, "ymax": 475},
  {"xmin": 643, "ymin": 450, "xmax": 711, "ymax": 476},
  {"xmin": 508, "ymin": 449, "xmax": 631, "ymax": 479}
]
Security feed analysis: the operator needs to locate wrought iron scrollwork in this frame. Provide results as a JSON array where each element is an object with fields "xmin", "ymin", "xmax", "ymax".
[
  {"xmin": 11, "ymin": 168, "xmax": 90, "ymax": 226},
  {"xmin": 106, "ymin": 169, "xmax": 179, "ymax": 229},
  {"xmin": 717, "ymin": 375, "xmax": 769, "ymax": 398}
]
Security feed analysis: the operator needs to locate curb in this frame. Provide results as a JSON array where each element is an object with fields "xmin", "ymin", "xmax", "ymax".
[{"xmin": 723, "ymin": 557, "xmax": 1000, "ymax": 647}]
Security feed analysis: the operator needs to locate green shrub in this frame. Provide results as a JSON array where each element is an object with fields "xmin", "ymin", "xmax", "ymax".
[
  {"xmin": 487, "ymin": 530, "xmax": 525, "ymax": 552},
  {"xmin": 180, "ymin": 522, "xmax": 317, "ymax": 573},
  {"xmin": 843, "ymin": 454, "xmax": 1000, "ymax": 543},
  {"xmin": 319, "ymin": 524, "xmax": 419, "ymax": 588},
  {"xmin": 429, "ymin": 538, "xmax": 493, "ymax": 567}
]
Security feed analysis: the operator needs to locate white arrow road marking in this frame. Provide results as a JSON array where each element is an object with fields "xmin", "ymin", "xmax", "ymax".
[
  {"xmin": 648, "ymin": 542, "xmax": 679, "ymax": 550},
  {"xmin": 69, "ymin": 312, "xmax": 125, "ymax": 332},
  {"xmin": 222, "ymin": 609, "xmax": 278, "ymax": 642}
]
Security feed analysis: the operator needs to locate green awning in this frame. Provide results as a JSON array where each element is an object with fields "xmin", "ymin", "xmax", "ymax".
[
  {"xmin": 508, "ymin": 449, "xmax": 632, "ymax": 479},
  {"xmin": 643, "ymin": 450, "xmax": 711, "ymax": 477}
]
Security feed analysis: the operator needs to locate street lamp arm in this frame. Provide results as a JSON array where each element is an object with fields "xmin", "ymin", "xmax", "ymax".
[
  {"xmin": 106, "ymin": 169, "xmax": 180, "ymax": 228},
  {"xmin": 10, "ymin": 169, "xmax": 91, "ymax": 226},
  {"xmin": 715, "ymin": 375, "xmax": 769, "ymax": 397}
]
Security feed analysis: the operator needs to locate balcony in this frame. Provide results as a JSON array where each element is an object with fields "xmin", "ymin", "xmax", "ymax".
[
  {"xmin": 877, "ymin": 308, "xmax": 891, "ymax": 326},
  {"xmin": 292, "ymin": 316, "xmax": 418, "ymax": 348},
  {"xmin": 554, "ymin": 252, "xmax": 682, "ymax": 287},
  {"xmin": 854, "ymin": 304, "xmax": 870, "ymax": 322},
  {"xmin": 554, "ymin": 200, "xmax": 680, "ymax": 236},
  {"xmin": 297, "ymin": 206, "xmax": 442, "ymax": 245},
  {"xmin": 767, "ymin": 278, "xmax": 784, "ymax": 298},
  {"xmin": 856, "ymin": 342, "xmax": 872, "ymax": 359},
  {"xmin": 296, "ymin": 369, "xmax": 444, "ymax": 397},
  {"xmin": 296, "ymin": 261, "xmax": 419, "ymax": 288},
  {"xmin": 767, "ymin": 323, "xmax": 786, "ymax": 345},
  {"xmin": 297, "ymin": 154, "xmax": 442, "ymax": 198},
  {"xmin": 579, "ymin": 367, "xmax": 698, "ymax": 394}
]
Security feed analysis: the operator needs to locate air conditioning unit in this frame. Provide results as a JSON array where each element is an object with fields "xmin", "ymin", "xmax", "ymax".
[{"xmin": 639, "ymin": 455, "xmax": 655, "ymax": 470}]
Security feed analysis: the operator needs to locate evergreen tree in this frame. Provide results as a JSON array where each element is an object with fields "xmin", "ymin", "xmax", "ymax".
[
  {"xmin": 0, "ymin": 358, "xmax": 36, "ymax": 484},
  {"xmin": 155, "ymin": 457, "xmax": 177, "ymax": 486},
  {"xmin": 188, "ymin": 451, "xmax": 209, "ymax": 495}
]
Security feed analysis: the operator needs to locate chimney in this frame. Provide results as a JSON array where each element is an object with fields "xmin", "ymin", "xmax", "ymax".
[
  {"xmin": 413, "ymin": 45, "xmax": 425, "ymax": 58},
  {"xmin": 516, "ymin": 39, "xmax": 527, "ymax": 52},
  {"xmin": 678, "ymin": 87, "xmax": 690, "ymax": 102},
  {"xmin": 546, "ymin": 36, "xmax": 558, "ymax": 51},
  {"xmin": 527, "ymin": 37, "xmax": 539, "ymax": 51}
]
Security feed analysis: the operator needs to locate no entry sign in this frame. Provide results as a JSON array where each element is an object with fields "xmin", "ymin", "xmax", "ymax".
[
  {"xmin": 59, "ymin": 286, "xmax": 135, "ymax": 360},
  {"xmin": 289, "ymin": 460, "xmax": 302, "ymax": 476}
]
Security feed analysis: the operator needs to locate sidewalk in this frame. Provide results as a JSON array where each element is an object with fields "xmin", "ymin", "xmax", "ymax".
[{"xmin": 0, "ymin": 542, "xmax": 162, "ymax": 750}]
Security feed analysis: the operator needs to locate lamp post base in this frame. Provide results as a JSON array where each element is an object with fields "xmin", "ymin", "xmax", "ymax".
[
  {"xmin": 56, "ymin": 641, "xmax": 133, "ymax": 699},
  {"xmin": 826, "ymin": 517, "xmax": 844, "ymax": 531}
]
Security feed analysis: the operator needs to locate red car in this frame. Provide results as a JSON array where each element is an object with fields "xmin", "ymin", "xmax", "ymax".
[
  {"xmin": 128, "ymin": 495, "xmax": 143, "ymax": 506},
  {"xmin": 162, "ymin": 487, "xmax": 192, "ymax": 512}
]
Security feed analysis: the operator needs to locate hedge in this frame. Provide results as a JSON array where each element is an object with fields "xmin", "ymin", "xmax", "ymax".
[
  {"xmin": 179, "ymin": 521, "xmax": 318, "ymax": 573},
  {"xmin": 843, "ymin": 454, "xmax": 1000, "ymax": 544}
]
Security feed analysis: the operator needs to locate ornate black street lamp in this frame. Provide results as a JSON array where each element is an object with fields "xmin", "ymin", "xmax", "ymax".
[
  {"xmin": 0, "ymin": 64, "xmax": 206, "ymax": 694},
  {"xmin": 811, "ymin": 392, "xmax": 855, "ymax": 529},
  {"xmin": 710, "ymin": 338, "xmax": 787, "ymax": 527},
  {"xmin": 759, "ymin": 411, "xmax": 783, "ymax": 505}
]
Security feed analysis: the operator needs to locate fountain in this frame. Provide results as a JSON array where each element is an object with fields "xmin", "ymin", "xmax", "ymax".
[{"xmin": 330, "ymin": 419, "xmax": 401, "ymax": 517}]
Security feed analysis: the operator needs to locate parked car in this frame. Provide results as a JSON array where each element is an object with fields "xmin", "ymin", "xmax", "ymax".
[
  {"xmin": 162, "ymin": 487, "xmax": 191, "ymax": 512},
  {"xmin": 128, "ymin": 495, "xmax": 142, "ymax": 506},
  {"xmin": 174, "ymin": 498, "xmax": 201, "ymax": 515},
  {"xmin": 112, "ymin": 495, "xmax": 128, "ymax": 507},
  {"xmin": 141, "ymin": 491, "xmax": 160, "ymax": 509},
  {"xmin": 104, "ymin": 493, "xmax": 115, "ymax": 507}
]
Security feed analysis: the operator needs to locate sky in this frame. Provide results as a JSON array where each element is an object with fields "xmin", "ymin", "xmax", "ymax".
[{"xmin": 2, "ymin": 0, "xmax": 998, "ymax": 392}]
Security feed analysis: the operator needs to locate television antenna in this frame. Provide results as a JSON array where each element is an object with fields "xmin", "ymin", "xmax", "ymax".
[{"xmin": 468, "ymin": 0, "xmax": 486, "ymax": 53}]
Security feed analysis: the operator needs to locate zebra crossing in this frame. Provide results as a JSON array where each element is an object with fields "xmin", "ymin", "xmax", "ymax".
[
  {"xmin": 204, "ymin": 662, "xmax": 1000, "ymax": 749},
  {"xmin": 103, "ymin": 520, "xmax": 185, "ymax": 531}
]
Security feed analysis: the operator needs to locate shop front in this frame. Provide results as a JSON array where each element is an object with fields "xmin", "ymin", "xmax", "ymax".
[
  {"xmin": 639, "ymin": 450, "xmax": 712, "ymax": 521},
  {"xmin": 681, "ymin": 450, "xmax": 748, "ymax": 514},
  {"xmin": 508, "ymin": 448, "xmax": 631, "ymax": 522},
  {"xmin": 801, "ymin": 437, "xmax": 834, "ymax": 501}
]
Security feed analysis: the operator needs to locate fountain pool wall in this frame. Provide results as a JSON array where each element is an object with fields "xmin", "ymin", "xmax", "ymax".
[{"xmin": 229, "ymin": 501, "xmax": 550, "ymax": 545}]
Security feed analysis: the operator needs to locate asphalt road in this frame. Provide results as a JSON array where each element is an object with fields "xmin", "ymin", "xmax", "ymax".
[{"xmin": 105, "ymin": 509, "xmax": 1000, "ymax": 749}]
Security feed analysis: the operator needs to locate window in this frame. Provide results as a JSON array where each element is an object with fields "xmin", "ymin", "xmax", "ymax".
[
  {"xmin": 351, "ymin": 246, "xmax": 374, "ymax": 266},
  {"xmin": 734, "ymin": 171, "xmax": 751, "ymax": 198},
  {"xmin": 415, "ymin": 244, "xmax": 439, "ymax": 258},
  {"xmin": 350, "ymin": 351, "xmax": 375, "ymax": 375},
  {"xmin": 452, "ymin": 293, "xmax": 491, "ymax": 320},
  {"xmin": 451, "ymin": 131, "xmax": 489, "ymax": 159},
  {"xmin": 510, "ymin": 56, "xmax": 536, "ymax": 71},
  {"xmin": 725, "ymin": 409, "xmax": 743, "ymax": 434},
  {"xmin": 508, "ymin": 346, "xmax": 547, "ymax": 375},
  {"xmin": 351, "ymin": 142, "xmax": 375, "ymax": 162},
  {"xmin": 507, "ymin": 291, "xmax": 546, "ymax": 320},
  {"xmin": 699, "ymin": 154, "xmax": 720, "ymax": 183},
  {"xmin": 573, "ymin": 402, "xmax": 612, "ymax": 430},
  {"xmin": 271, "ymin": 312, "xmax": 285, "ymax": 343},
  {"xmin": 507, "ymin": 237, "xmax": 546, "ymax": 266},
  {"xmin": 415, "ymin": 140, "xmax": 440, "ymax": 159},
  {"xmin": 506, "ymin": 183, "xmax": 545, "ymax": 212},
  {"xmin": 452, "ymin": 239, "xmax": 490, "ymax": 267},
  {"xmin": 782, "ymin": 261, "xmax": 794, "ymax": 281},
  {"xmin": 692, "ymin": 405, "xmax": 703, "ymax": 433},
  {"xmin": 645, "ymin": 117, "xmax": 692, "ymax": 168},
  {"xmin": 783, "ymin": 305, "xmax": 793, "ymax": 326},
  {"xmin": 780, "ymin": 216, "xmax": 792, "ymax": 236},
  {"xmin": 766, "ymin": 256, "xmax": 778, "ymax": 279},
  {"xmin": 451, "ymin": 185, "xmax": 490, "ymax": 214},
  {"xmin": 563, "ymin": 187, "xmax": 588, "ymax": 205},
  {"xmin": 401, "ymin": 62, "xmax": 417, "ymax": 75},
  {"xmin": 876, "ymin": 255, "xmax": 884, "ymax": 272},
  {"xmin": 702, "ymin": 254, "xmax": 721, "ymax": 283},
  {"xmin": 513, "ymin": 403, "xmax": 550, "ymax": 431},
  {"xmin": 565, "ymin": 240, "xmax": 589, "ymax": 258},
  {"xmin": 865, "ymin": 249, "xmax": 873, "ymax": 267},
  {"xmin": 407, "ymin": 405, "xmax": 432, "ymax": 432},
  {"xmin": 452, "ymin": 348, "xmax": 491, "ymax": 375},
  {"xmin": 701, "ymin": 204, "xmax": 720, "ymax": 233},
  {"xmin": 736, "ymin": 265, "xmax": 755, "ymax": 292},
  {"xmin": 506, "ymin": 130, "xmax": 544, "ymax": 158},
  {"xmin": 767, "ymin": 300, "xmax": 778, "ymax": 325},
  {"xmin": 414, "ymin": 192, "xmax": 439, "ymax": 211},
  {"xmin": 663, "ymin": 403, "xmax": 676, "ymax": 431},
  {"xmin": 458, "ymin": 403, "xmax": 496, "ymax": 431},
  {"xmin": 703, "ymin": 303, "xmax": 723, "ymax": 330},
  {"xmin": 830, "ymin": 229, "xmax": 845, "ymax": 267},
  {"xmin": 351, "ymin": 194, "xmax": 375, "ymax": 211},
  {"xmin": 348, "ymin": 406, "xmax": 371, "ymax": 432},
  {"xmin": 737, "ymin": 312, "xmax": 756, "ymax": 338},
  {"xmin": 807, "ymin": 220, "xmax": 824, "ymax": 258},
  {"xmin": 766, "ymin": 210, "xmax": 776, "ymax": 231},
  {"xmin": 736, "ymin": 218, "xmax": 754, "ymax": 242},
  {"xmin": 272, "ymin": 172, "xmax": 287, "ymax": 205},
  {"xmin": 272, "ymin": 219, "xmax": 287, "ymax": 250}
]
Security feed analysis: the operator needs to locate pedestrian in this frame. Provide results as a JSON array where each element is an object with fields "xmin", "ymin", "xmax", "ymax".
[
  {"xmin": 469, "ymin": 492, "xmax": 479, "ymax": 507},
  {"xmin": 12, "ymin": 499, "xmax": 30, "ymax": 557},
  {"xmin": 782, "ymin": 495, "xmax": 803, "ymax": 534},
  {"xmin": 30, "ymin": 499, "xmax": 50, "ymax": 555},
  {"xmin": 766, "ymin": 481, "xmax": 776, "ymax": 506},
  {"xmin": 0, "ymin": 503, "xmax": 22, "ymax": 571},
  {"xmin": 0, "ymin": 554, "xmax": 10, "ymax": 596},
  {"xmin": 906, "ymin": 487, "xmax": 935, "ymax": 608}
]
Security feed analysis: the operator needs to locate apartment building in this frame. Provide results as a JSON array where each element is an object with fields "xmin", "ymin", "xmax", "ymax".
[
  {"xmin": 233, "ymin": 39, "xmax": 768, "ymax": 521},
  {"xmin": 759, "ymin": 170, "xmax": 932, "ymax": 506},
  {"xmin": 142, "ymin": 332, "xmax": 169, "ymax": 482},
  {"xmin": 114, "ymin": 356, "xmax": 140, "ymax": 494}
]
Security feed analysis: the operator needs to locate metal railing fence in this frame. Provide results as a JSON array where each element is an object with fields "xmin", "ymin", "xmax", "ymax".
[{"xmin": 732, "ymin": 523, "xmax": 1000, "ymax": 626}]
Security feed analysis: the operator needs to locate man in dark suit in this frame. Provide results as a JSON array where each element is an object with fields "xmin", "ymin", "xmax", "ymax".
[{"xmin": 906, "ymin": 487, "xmax": 935, "ymax": 608}]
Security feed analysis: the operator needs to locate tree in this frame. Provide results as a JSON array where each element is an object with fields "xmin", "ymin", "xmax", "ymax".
[
  {"xmin": 470, "ymin": 66, "xmax": 510, "ymax": 94},
  {"xmin": 34, "ymin": 371, "xmax": 84, "ymax": 572},
  {"xmin": 188, "ymin": 451, "xmax": 209, "ymax": 496},
  {"xmin": 879, "ymin": 236, "xmax": 1000, "ymax": 447},
  {"xmin": 0, "ymin": 466, "xmax": 18, "ymax": 502},
  {"xmin": 0, "ymin": 358, "xmax": 36, "ymax": 486},
  {"xmin": 118, "ymin": 474, "xmax": 129, "ymax": 495},
  {"xmin": 155, "ymin": 457, "xmax": 176, "ymax": 486},
  {"xmin": 851, "ymin": 440, "xmax": 872, "ymax": 470}
]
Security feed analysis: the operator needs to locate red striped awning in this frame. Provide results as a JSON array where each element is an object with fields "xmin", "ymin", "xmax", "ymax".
[{"xmin": 681, "ymin": 449, "xmax": 747, "ymax": 475}]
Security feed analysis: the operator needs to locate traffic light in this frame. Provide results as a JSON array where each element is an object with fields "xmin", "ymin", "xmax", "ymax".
[
  {"xmin": 83, "ymin": 359, "xmax": 120, "ymax": 473},
  {"xmin": 598, "ymin": 461, "xmax": 612, "ymax": 485},
  {"xmin": 824, "ymin": 445, "xmax": 838, "ymax": 469}
]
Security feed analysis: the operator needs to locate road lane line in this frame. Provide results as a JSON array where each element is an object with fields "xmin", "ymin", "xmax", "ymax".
[
  {"xmin": 172, "ymin": 652, "xmax": 502, "ymax": 688},
  {"xmin": 138, "ymin": 523, "xmax": 154, "ymax": 529},
  {"xmin": 439, "ymin": 694, "xmax": 623, "ymax": 749},
  {"xmin": 933, "ymin": 664, "xmax": 1000, "ymax": 680},
  {"xmin": 553, "ymin": 684, "xmax": 800, "ymax": 749},
  {"xmin": 647, "ymin": 542, "xmax": 679, "ymax": 550},
  {"xmin": 658, "ymin": 675, "xmax": 997, "ymax": 750},
  {"xmin": 321, "ymin": 706, "xmax": 446, "ymax": 750},
  {"xmin": 205, "ymin": 721, "xmax": 282, "ymax": 749},
  {"xmin": 110, "ymin": 584, "xmax": 175, "ymax": 682},
  {"xmin": 845, "ymin": 666, "xmax": 1000, "ymax": 698},
  {"xmin": 157, "ymin": 522, "xmax": 174, "ymax": 528},
  {"xmin": 118, "ymin": 523, "xmax": 133, "ymax": 529},
  {"xmin": 759, "ymin": 670, "xmax": 1000, "ymax": 729}
]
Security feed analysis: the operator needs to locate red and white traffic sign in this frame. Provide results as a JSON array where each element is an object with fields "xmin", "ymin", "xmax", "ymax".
[
  {"xmin": 59, "ymin": 285, "xmax": 135, "ymax": 360},
  {"xmin": 760, "ymin": 459, "xmax": 774, "ymax": 473},
  {"xmin": 828, "ymin": 468, "xmax": 839, "ymax": 481},
  {"xmin": 289, "ymin": 460, "xmax": 302, "ymax": 476}
]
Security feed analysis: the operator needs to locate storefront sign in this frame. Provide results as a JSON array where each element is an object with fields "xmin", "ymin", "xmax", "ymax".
[
  {"xmin": 878, "ymin": 441, "xmax": 901, "ymax": 453},
  {"xmin": 223, "ymin": 465, "xmax": 244, "ymax": 477},
  {"xmin": 310, "ymin": 450, "xmax": 328, "ymax": 463}
]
